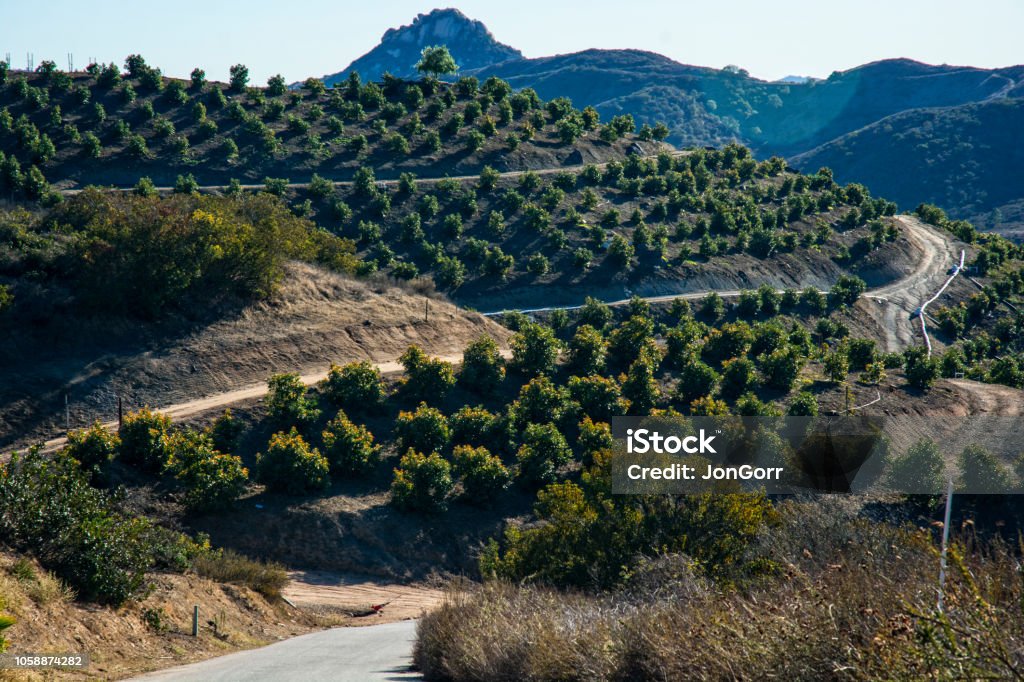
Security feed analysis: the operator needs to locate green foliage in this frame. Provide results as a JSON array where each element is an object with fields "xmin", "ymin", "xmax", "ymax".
[
  {"xmin": 452, "ymin": 445, "xmax": 510, "ymax": 503},
  {"xmin": 516, "ymin": 422, "xmax": 572, "ymax": 485},
  {"xmin": 165, "ymin": 429, "xmax": 248, "ymax": 512},
  {"xmin": 510, "ymin": 322, "xmax": 561, "ymax": 376},
  {"xmin": 416, "ymin": 46, "xmax": 459, "ymax": 79},
  {"xmin": 64, "ymin": 422, "xmax": 120, "ymax": 484},
  {"xmin": 266, "ymin": 373, "xmax": 320, "ymax": 429},
  {"xmin": 459, "ymin": 336, "xmax": 506, "ymax": 393},
  {"xmin": 257, "ymin": 428, "xmax": 330, "ymax": 495},
  {"xmin": 321, "ymin": 361, "xmax": 385, "ymax": 412},
  {"xmin": 118, "ymin": 408, "xmax": 171, "ymax": 472},
  {"xmin": 904, "ymin": 346, "xmax": 940, "ymax": 389},
  {"xmin": 482, "ymin": 452, "xmax": 777, "ymax": 588},
  {"xmin": 887, "ymin": 439, "xmax": 945, "ymax": 493},
  {"xmin": 396, "ymin": 403, "xmax": 450, "ymax": 455},
  {"xmin": 957, "ymin": 445, "xmax": 1013, "ymax": 493},
  {"xmin": 0, "ymin": 450, "xmax": 153, "ymax": 604},
  {"xmin": 391, "ymin": 450, "xmax": 454, "ymax": 512},
  {"xmin": 53, "ymin": 192, "xmax": 356, "ymax": 317},
  {"xmin": 321, "ymin": 410, "xmax": 380, "ymax": 476},
  {"xmin": 568, "ymin": 324, "xmax": 607, "ymax": 375},
  {"xmin": 399, "ymin": 345, "xmax": 457, "ymax": 403}
]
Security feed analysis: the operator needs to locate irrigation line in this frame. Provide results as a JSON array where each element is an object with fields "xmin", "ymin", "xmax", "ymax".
[{"xmin": 919, "ymin": 250, "xmax": 965, "ymax": 358}]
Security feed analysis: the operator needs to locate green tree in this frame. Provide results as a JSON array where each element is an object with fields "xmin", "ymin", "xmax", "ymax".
[
  {"xmin": 266, "ymin": 373, "xmax": 320, "ymax": 429},
  {"xmin": 675, "ymin": 356, "xmax": 720, "ymax": 405},
  {"xmin": 228, "ymin": 63, "xmax": 249, "ymax": 92},
  {"xmin": 257, "ymin": 428, "xmax": 330, "ymax": 495},
  {"xmin": 65, "ymin": 422, "xmax": 120, "ymax": 484},
  {"xmin": 957, "ymin": 444, "xmax": 1013, "ymax": 493},
  {"xmin": 459, "ymin": 336, "xmax": 506, "ymax": 393},
  {"xmin": 118, "ymin": 408, "xmax": 171, "ymax": 472},
  {"xmin": 787, "ymin": 391, "xmax": 819, "ymax": 416},
  {"xmin": 321, "ymin": 361, "xmax": 385, "ymax": 412},
  {"xmin": 391, "ymin": 450, "xmax": 454, "ymax": 512},
  {"xmin": 516, "ymin": 422, "xmax": 572, "ymax": 485},
  {"xmin": 823, "ymin": 348, "xmax": 850, "ymax": 384},
  {"xmin": 720, "ymin": 357, "xmax": 757, "ymax": 400},
  {"xmin": 887, "ymin": 439, "xmax": 945, "ymax": 493},
  {"xmin": 396, "ymin": 403, "xmax": 450, "ymax": 455},
  {"xmin": 568, "ymin": 375, "xmax": 626, "ymax": 422},
  {"xmin": 416, "ymin": 46, "xmax": 459, "ymax": 79},
  {"xmin": 567, "ymin": 324, "xmax": 607, "ymax": 375},
  {"xmin": 399, "ymin": 346, "xmax": 456, "ymax": 403},
  {"xmin": 622, "ymin": 357, "xmax": 660, "ymax": 414},
  {"xmin": 452, "ymin": 445, "xmax": 510, "ymax": 504},
  {"xmin": 510, "ymin": 323, "xmax": 561, "ymax": 376},
  {"xmin": 904, "ymin": 346, "xmax": 940, "ymax": 389},
  {"xmin": 165, "ymin": 430, "xmax": 248, "ymax": 512},
  {"xmin": 321, "ymin": 410, "xmax": 379, "ymax": 476}
]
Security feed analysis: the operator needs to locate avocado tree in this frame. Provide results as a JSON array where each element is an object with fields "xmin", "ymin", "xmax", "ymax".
[{"xmin": 416, "ymin": 45, "xmax": 458, "ymax": 80}]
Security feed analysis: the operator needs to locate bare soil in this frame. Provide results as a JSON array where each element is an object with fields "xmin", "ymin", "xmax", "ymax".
[{"xmin": 0, "ymin": 263, "xmax": 510, "ymax": 449}]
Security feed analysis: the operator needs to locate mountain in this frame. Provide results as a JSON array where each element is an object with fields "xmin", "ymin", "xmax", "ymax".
[
  {"xmin": 322, "ymin": 8, "xmax": 523, "ymax": 87},
  {"xmin": 792, "ymin": 97, "xmax": 1024, "ymax": 235},
  {"xmin": 320, "ymin": 10, "xmax": 1024, "ymax": 230}
]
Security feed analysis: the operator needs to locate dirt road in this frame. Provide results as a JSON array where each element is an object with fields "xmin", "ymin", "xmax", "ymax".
[{"xmin": 24, "ymin": 216, "xmax": 958, "ymax": 454}]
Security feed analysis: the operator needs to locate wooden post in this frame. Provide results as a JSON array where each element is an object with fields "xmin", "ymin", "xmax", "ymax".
[
  {"xmin": 424, "ymin": 300, "xmax": 429, "ymax": 323},
  {"xmin": 192, "ymin": 605, "xmax": 199, "ymax": 636},
  {"xmin": 118, "ymin": 396, "xmax": 123, "ymax": 429},
  {"xmin": 65, "ymin": 394, "xmax": 70, "ymax": 433}
]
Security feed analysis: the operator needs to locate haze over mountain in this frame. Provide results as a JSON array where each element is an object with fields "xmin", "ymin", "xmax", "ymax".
[{"xmin": 324, "ymin": 8, "xmax": 1024, "ymax": 235}]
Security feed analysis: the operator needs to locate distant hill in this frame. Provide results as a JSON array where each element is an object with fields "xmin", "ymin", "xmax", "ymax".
[
  {"xmin": 792, "ymin": 97, "xmax": 1024, "ymax": 236},
  {"xmin": 322, "ymin": 8, "xmax": 523, "ymax": 87},
  {"xmin": 322, "ymin": 10, "xmax": 1024, "ymax": 226}
]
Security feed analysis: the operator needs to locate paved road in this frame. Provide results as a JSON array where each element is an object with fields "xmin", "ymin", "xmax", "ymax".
[{"xmin": 129, "ymin": 620, "xmax": 421, "ymax": 682}]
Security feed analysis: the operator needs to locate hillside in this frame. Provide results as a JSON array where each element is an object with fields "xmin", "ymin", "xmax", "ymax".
[
  {"xmin": 792, "ymin": 97, "xmax": 1024, "ymax": 237},
  {"xmin": 0, "ymin": 259, "xmax": 508, "ymax": 448},
  {"xmin": 321, "ymin": 9, "xmax": 1024, "ymax": 222},
  {"xmin": 0, "ymin": 55, "xmax": 638, "ymax": 192}
]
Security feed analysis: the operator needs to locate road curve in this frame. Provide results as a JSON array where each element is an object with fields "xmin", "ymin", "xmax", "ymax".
[
  {"xmin": 127, "ymin": 620, "xmax": 420, "ymax": 682},
  {"xmin": 21, "ymin": 215, "xmax": 955, "ymax": 455}
]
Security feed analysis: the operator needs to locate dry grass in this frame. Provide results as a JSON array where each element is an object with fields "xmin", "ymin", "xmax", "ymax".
[
  {"xmin": 191, "ymin": 549, "xmax": 288, "ymax": 600},
  {"xmin": 4, "ymin": 557, "xmax": 73, "ymax": 607},
  {"xmin": 415, "ymin": 499, "xmax": 1024, "ymax": 681}
]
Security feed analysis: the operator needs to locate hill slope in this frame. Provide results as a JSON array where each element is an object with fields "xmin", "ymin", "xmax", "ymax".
[
  {"xmin": 320, "ymin": 10, "xmax": 1024, "ymax": 221},
  {"xmin": 791, "ymin": 97, "xmax": 1024, "ymax": 236}
]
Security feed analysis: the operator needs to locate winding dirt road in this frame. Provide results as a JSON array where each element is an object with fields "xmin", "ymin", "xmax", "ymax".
[{"xmin": 23, "ymin": 215, "xmax": 957, "ymax": 455}]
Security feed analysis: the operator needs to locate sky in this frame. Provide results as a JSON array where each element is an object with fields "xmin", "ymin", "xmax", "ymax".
[{"xmin": 2, "ymin": 0, "xmax": 1022, "ymax": 83}]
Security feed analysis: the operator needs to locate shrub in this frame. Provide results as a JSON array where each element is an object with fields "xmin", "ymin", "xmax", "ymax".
[
  {"xmin": 64, "ymin": 422, "xmax": 119, "ymax": 484},
  {"xmin": 887, "ymin": 438, "xmax": 945, "ymax": 493},
  {"xmin": 516, "ymin": 423, "xmax": 572, "ymax": 485},
  {"xmin": 459, "ymin": 336, "xmax": 506, "ymax": 393},
  {"xmin": 321, "ymin": 410, "xmax": 379, "ymax": 476},
  {"xmin": 256, "ymin": 428, "xmax": 330, "ymax": 495},
  {"xmin": 118, "ymin": 408, "xmax": 171, "ymax": 472},
  {"xmin": 396, "ymin": 403, "xmax": 450, "ymax": 455},
  {"xmin": 449, "ymin": 406, "xmax": 500, "ymax": 450},
  {"xmin": 165, "ymin": 430, "xmax": 248, "ymax": 512},
  {"xmin": 191, "ymin": 549, "xmax": 287, "ymax": 599},
  {"xmin": 484, "ymin": 451, "xmax": 776, "ymax": 589},
  {"xmin": 904, "ymin": 346, "xmax": 940, "ymax": 389},
  {"xmin": 399, "ymin": 346, "xmax": 456, "ymax": 403},
  {"xmin": 266, "ymin": 373, "xmax": 320, "ymax": 429},
  {"xmin": 452, "ymin": 445, "xmax": 510, "ymax": 503},
  {"xmin": 208, "ymin": 409, "xmax": 244, "ymax": 453},
  {"xmin": 321, "ymin": 361, "xmax": 385, "ymax": 411},
  {"xmin": 510, "ymin": 323, "xmax": 560, "ymax": 376},
  {"xmin": 0, "ymin": 450, "xmax": 152, "ymax": 605},
  {"xmin": 391, "ymin": 450, "xmax": 454, "ymax": 512}
]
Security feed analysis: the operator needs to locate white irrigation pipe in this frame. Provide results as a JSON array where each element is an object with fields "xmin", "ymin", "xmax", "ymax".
[
  {"xmin": 919, "ymin": 250, "xmax": 966, "ymax": 358},
  {"xmin": 849, "ymin": 389, "xmax": 882, "ymax": 412}
]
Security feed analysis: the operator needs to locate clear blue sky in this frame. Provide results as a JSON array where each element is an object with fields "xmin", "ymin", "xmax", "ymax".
[{"xmin": 3, "ymin": 0, "xmax": 1022, "ymax": 83}]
